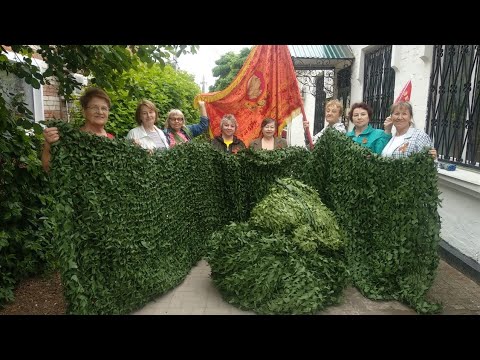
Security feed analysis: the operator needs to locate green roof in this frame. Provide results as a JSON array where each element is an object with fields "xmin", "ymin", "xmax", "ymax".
[{"xmin": 288, "ymin": 45, "xmax": 354, "ymax": 59}]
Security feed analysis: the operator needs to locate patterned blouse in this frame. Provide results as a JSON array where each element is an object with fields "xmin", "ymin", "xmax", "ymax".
[{"xmin": 381, "ymin": 127, "xmax": 433, "ymax": 158}]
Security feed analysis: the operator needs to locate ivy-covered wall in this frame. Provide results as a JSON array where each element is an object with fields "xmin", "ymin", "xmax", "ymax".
[{"xmin": 45, "ymin": 123, "xmax": 440, "ymax": 314}]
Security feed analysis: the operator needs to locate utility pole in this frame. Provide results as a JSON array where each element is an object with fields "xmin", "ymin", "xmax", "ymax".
[{"xmin": 201, "ymin": 75, "xmax": 207, "ymax": 93}]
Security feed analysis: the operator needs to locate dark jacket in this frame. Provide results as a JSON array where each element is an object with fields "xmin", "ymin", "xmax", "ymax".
[
  {"xmin": 249, "ymin": 137, "xmax": 288, "ymax": 150},
  {"xmin": 211, "ymin": 135, "xmax": 246, "ymax": 154}
]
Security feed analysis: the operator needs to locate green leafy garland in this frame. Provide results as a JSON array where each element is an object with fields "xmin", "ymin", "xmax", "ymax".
[{"xmin": 44, "ymin": 122, "xmax": 441, "ymax": 314}]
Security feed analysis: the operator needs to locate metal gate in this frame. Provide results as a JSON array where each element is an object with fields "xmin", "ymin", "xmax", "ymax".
[{"xmin": 363, "ymin": 46, "xmax": 395, "ymax": 128}]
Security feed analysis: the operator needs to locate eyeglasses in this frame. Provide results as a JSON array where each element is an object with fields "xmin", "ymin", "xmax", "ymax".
[
  {"xmin": 170, "ymin": 117, "xmax": 184, "ymax": 123},
  {"xmin": 87, "ymin": 106, "xmax": 109, "ymax": 113}
]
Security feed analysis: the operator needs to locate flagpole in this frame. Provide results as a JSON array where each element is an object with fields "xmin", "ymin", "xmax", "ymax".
[
  {"xmin": 275, "ymin": 46, "xmax": 279, "ymax": 136},
  {"xmin": 302, "ymin": 105, "xmax": 314, "ymax": 150}
]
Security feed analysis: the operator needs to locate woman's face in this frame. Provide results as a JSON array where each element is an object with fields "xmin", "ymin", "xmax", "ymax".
[
  {"xmin": 221, "ymin": 120, "xmax": 236, "ymax": 137},
  {"xmin": 140, "ymin": 105, "xmax": 156, "ymax": 128},
  {"xmin": 169, "ymin": 113, "xmax": 185, "ymax": 132},
  {"xmin": 262, "ymin": 121, "xmax": 276, "ymax": 138},
  {"xmin": 352, "ymin": 107, "xmax": 370, "ymax": 128},
  {"xmin": 391, "ymin": 106, "xmax": 411, "ymax": 132},
  {"xmin": 83, "ymin": 96, "xmax": 109, "ymax": 127},
  {"xmin": 325, "ymin": 105, "xmax": 341, "ymax": 125}
]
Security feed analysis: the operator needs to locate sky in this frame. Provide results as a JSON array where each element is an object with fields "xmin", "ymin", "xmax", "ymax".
[{"xmin": 176, "ymin": 45, "xmax": 251, "ymax": 92}]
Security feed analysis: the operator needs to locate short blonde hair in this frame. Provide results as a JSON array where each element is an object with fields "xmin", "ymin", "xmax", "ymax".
[
  {"xmin": 390, "ymin": 101, "xmax": 414, "ymax": 126},
  {"xmin": 220, "ymin": 114, "xmax": 238, "ymax": 130},
  {"xmin": 325, "ymin": 99, "xmax": 343, "ymax": 115},
  {"xmin": 165, "ymin": 109, "xmax": 185, "ymax": 129}
]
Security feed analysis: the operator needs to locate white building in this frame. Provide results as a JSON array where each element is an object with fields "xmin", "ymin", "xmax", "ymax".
[{"xmin": 289, "ymin": 45, "xmax": 480, "ymax": 281}]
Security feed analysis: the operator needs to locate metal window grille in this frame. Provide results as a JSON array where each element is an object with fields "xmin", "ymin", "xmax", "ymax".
[
  {"xmin": 314, "ymin": 74, "xmax": 326, "ymax": 135},
  {"xmin": 426, "ymin": 45, "xmax": 480, "ymax": 169},
  {"xmin": 363, "ymin": 46, "xmax": 395, "ymax": 128},
  {"xmin": 337, "ymin": 66, "xmax": 352, "ymax": 129}
]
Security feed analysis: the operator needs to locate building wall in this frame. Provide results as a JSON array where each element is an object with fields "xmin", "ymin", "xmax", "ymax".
[
  {"xmin": 349, "ymin": 45, "xmax": 433, "ymax": 132},
  {"xmin": 3, "ymin": 49, "xmax": 68, "ymax": 122},
  {"xmin": 349, "ymin": 45, "xmax": 480, "ymax": 267},
  {"xmin": 288, "ymin": 84, "xmax": 316, "ymax": 147},
  {"xmin": 437, "ymin": 169, "xmax": 480, "ymax": 264}
]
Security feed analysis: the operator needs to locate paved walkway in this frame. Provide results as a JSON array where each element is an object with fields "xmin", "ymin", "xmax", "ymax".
[{"xmin": 132, "ymin": 259, "xmax": 480, "ymax": 315}]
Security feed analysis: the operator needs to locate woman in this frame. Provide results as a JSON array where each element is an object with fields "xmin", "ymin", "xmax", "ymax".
[
  {"xmin": 346, "ymin": 102, "xmax": 391, "ymax": 155},
  {"xmin": 249, "ymin": 118, "xmax": 288, "ymax": 150},
  {"xmin": 382, "ymin": 101, "xmax": 437, "ymax": 159},
  {"xmin": 211, "ymin": 114, "xmax": 246, "ymax": 154},
  {"xmin": 163, "ymin": 100, "xmax": 209, "ymax": 148},
  {"xmin": 303, "ymin": 99, "xmax": 346, "ymax": 146},
  {"xmin": 126, "ymin": 100, "xmax": 168, "ymax": 151},
  {"xmin": 42, "ymin": 87, "xmax": 114, "ymax": 172}
]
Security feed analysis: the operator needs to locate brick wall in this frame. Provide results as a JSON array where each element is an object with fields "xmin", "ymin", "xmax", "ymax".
[{"xmin": 43, "ymin": 79, "xmax": 68, "ymax": 120}]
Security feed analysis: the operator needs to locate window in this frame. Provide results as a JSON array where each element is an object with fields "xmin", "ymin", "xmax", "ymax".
[
  {"xmin": 363, "ymin": 45, "xmax": 395, "ymax": 128},
  {"xmin": 426, "ymin": 45, "xmax": 480, "ymax": 169}
]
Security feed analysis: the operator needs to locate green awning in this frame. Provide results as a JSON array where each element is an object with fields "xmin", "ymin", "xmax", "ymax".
[
  {"xmin": 288, "ymin": 45, "xmax": 354, "ymax": 70},
  {"xmin": 288, "ymin": 45, "xmax": 354, "ymax": 59}
]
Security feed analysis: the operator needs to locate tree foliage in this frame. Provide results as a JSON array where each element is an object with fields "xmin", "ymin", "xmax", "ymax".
[
  {"xmin": 209, "ymin": 47, "xmax": 251, "ymax": 92},
  {"xmin": 69, "ymin": 62, "xmax": 201, "ymax": 138},
  {"xmin": 0, "ymin": 45, "xmax": 198, "ymax": 305}
]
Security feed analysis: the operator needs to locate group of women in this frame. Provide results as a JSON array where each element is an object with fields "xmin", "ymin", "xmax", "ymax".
[
  {"xmin": 41, "ymin": 87, "xmax": 288, "ymax": 171},
  {"xmin": 42, "ymin": 87, "xmax": 437, "ymax": 172},
  {"xmin": 42, "ymin": 87, "xmax": 209, "ymax": 171},
  {"xmin": 302, "ymin": 100, "xmax": 437, "ymax": 159},
  {"xmin": 212, "ymin": 115, "xmax": 287, "ymax": 154}
]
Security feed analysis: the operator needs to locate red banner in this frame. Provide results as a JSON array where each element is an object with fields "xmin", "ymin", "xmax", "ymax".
[
  {"xmin": 395, "ymin": 80, "xmax": 412, "ymax": 103},
  {"xmin": 194, "ymin": 45, "xmax": 303, "ymax": 147}
]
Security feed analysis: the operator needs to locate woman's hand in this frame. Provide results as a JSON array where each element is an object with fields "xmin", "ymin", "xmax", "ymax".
[
  {"xmin": 384, "ymin": 116, "xmax": 394, "ymax": 134},
  {"xmin": 43, "ymin": 127, "xmax": 60, "ymax": 145},
  {"xmin": 198, "ymin": 100, "xmax": 207, "ymax": 117}
]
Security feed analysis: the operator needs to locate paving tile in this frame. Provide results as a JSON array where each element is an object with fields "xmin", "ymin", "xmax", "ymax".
[
  {"xmin": 132, "ymin": 259, "xmax": 480, "ymax": 315},
  {"xmin": 203, "ymin": 307, "xmax": 233, "ymax": 315}
]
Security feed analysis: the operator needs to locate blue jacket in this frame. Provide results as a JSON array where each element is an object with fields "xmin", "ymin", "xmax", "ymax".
[
  {"xmin": 164, "ymin": 115, "xmax": 209, "ymax": 145},
  {"xmin": 346, "ymin": 125, "xmax": 391, "ymax": 155}
]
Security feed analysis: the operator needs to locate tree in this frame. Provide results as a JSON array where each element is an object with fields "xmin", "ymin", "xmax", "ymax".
[
  {"xmin": 70, "ymin": 62, "xmax": 201, "ymax": 138},
  {"xmin": 0, "ymin": 45, "xmax": 198, "ymax": 305},
  {"xmin": 210, "ymin": 47, "xmax": 251, "ymax": 92}
]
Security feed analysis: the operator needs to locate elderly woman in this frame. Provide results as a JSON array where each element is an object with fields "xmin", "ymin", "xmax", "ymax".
[
  {"xmin": 303, "ymin": 99, "xmax": 346, "ymax": 146},
  {"xmin": 382, "ymin": 101, "xmax": 437, "ymax": 159},
  {"xmin": 41, "ymin": 87, "xmax": 114, "ymax": 172},
  {"xmin": 249, "ymin": 118, "xmax": 288, "ymax": 150},
  {"xmin": 346, "ymin": 102, "xmax": 391, "ymax": 155},
  {"xmin": 163, "ymin": 100, "xmax": 209, "ymax": 148},
  {"xmin": 211, "ymin": 114, "xmax": 246, "ymax": 154},
  {"xmin": 126, "ymin": 99, "xmax": 168, "ymax": 151}
]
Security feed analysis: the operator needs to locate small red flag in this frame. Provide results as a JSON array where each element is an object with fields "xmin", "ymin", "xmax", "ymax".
[{"xmin": 395, "ymin": 80, "xmax": 412, "ymax": 103}]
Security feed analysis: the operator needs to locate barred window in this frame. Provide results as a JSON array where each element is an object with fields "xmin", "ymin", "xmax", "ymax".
[
  {"xmin": 426, "ymin": 45, "xmax": 480, "ymax": 169},
  {"xmin": 363, "ymin": 45, "xmax": 395, "ymax": 128}
]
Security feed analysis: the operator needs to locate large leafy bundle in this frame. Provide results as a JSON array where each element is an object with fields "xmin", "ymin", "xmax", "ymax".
[
  {"xmin": 236, "ymin": 147, "xmax": 312, "ymax": 220},
  {"xmin": 207, "ymin": 178, "xmax": 348, "ymax": 314}
]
